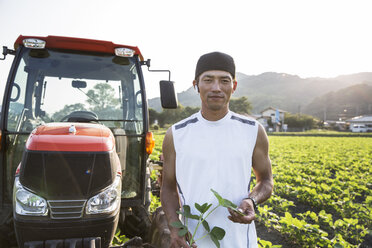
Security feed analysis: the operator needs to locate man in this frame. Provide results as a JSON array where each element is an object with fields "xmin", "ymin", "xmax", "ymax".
[{"xmin": 161, "ymin": 52, "xmax": 273, "ymax": 248}]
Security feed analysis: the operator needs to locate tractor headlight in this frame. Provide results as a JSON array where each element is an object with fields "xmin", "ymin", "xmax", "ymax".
[
  {"xmin": 86, "ymin": 175, "xmax": 121, "ymax": 214},
  {"xmin": 13, "ymin": 177, "xmax": 48, "ymax": 216}
]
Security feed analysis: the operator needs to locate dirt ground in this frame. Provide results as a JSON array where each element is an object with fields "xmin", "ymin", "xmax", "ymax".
[{"xmin": 255, "ymin": 220, "xmax": 294, "ymax": 248}]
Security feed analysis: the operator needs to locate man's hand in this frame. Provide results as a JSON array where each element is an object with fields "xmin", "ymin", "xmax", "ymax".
[
  {"xmin": 170, "ymin": 230, "xmax": 197, "ymax": 248},
  {"xmin": 227, "ymin": 198, "xmax": 255, "ymax": 224}
]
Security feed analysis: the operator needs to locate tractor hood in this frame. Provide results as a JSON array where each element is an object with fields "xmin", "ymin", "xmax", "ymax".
[
  {"xmin": 25, "ymin": 123, "xmax": 115, "ymax": 152},
  {"xmin": 19, "ymin": 123, "xmax": 119, "ymax": 200}
]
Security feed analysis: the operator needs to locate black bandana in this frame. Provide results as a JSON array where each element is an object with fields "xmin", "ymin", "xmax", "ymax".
[{"xmin": 195, "ymin": 52, "xmax": 235, "ymax": 79}]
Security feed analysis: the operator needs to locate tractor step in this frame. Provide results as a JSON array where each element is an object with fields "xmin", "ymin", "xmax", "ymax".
[
  {"xmin": 24, "ymin": 237, "xmax": 101, "ymax": 248},
  {"xmin": 23, "ymin": 236, "xmax": 158, "ymax": 248}
]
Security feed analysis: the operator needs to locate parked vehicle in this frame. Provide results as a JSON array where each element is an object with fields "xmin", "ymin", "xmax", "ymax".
[{"xmin": 351, "ymin": 124, "xmax": 367, "ymax": 133}]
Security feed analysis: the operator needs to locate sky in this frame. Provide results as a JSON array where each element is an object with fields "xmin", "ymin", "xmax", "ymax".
[{"xmin": 0, "ymin": 0, "xmax": 371, "ymax": 99}]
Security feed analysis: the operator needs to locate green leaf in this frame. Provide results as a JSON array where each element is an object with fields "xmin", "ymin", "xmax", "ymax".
[
  {"xmin": 210, "ymin": 235, "xmax": 220, "ymax": 248},
  {"xmin": 210, "ymin": 226, "xmax": 226, "ymax": 240},
  {"xmin": 222, "ymin": 198, "xmax": 238, "ymax": 209},
  {"xmin": 183, "ymin": 205, "xmax": 199, "ymax": 220},
  {"xmin": 343, "ymin": 218, "xmax": 358, "ymax": 225},
  {"xmin": 195, "ymin": 202, "xmax": 213, "ymax": 214},
  {"xmin": 211, "ymin": 189, "xmax": 224, "ymax": 205},
  {"xmin": 202, "ymin": 219, "xmax": 210, "ymax": 232},
  {"xmin": 210, "ymin": 227, "xmax": 226, "ymax": 248},
  {"xmin": 183, "ymin": 205, "xmax": 191, "ymax": 214},
  {"xmin": 211, "ymin": 189, "xmax": 237, "ymax": 209},
  {"xmin": 204, "ymin": 203, "xmax": 212, "ymax": 212},
  {"xmin": 187, "ymin": 214, "xmax": 199, "ymax": 220},
  {"xmin": 170, "ymin": 221, "xmax": 185, "ymax": 229},
  {"xmin": 334, "ymin": 219, "xmax": 345, "ymax": 228},
  {"xmin": 195, "ymin": 203, "xmax": 204, "ymax": 214},
  {"xmin": 178, "ymin": 228, "xmax": 188, "ymax": 237},
  {"xmin": 258, "ymin": 238, "xmax": 273, "ymax": 247}
]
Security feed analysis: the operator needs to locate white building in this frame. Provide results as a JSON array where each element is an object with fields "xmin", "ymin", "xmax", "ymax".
[{"xmin": 256, "ymin": 107, "xmax": 286, "ymax": 131}]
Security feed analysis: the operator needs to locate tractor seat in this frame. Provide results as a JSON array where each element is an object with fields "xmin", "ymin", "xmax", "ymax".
[{"xmin": 62, "ymin": 111, "xmax": 99, "ymax": 123}]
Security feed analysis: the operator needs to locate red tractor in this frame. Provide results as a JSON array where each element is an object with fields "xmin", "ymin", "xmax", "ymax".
[{"xmin": 0, "ymin": 36, "xmax": 176, "ymax": 247}]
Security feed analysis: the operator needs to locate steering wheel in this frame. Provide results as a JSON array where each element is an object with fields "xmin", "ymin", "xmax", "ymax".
[
  {"xmin": 135, "ymin": 90, "xmax": 142, "ymax": 107},
  {"xmin": 10, "ymin": 83, "xmax": 21, "ymax": 102},
  {"xmin": 60, "ymin": 111, "xmax": 99, "ymax": 122}
]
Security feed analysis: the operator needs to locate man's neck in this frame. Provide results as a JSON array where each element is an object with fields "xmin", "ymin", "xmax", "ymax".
[{"xmin": 200, "ymin": 108, "xmax": 229, "ymax": 121}]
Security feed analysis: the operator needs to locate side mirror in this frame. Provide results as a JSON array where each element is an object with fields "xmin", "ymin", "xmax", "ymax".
[{"xmin": 159, "ymin": 81, "xmax": 178, "ymax": 109}]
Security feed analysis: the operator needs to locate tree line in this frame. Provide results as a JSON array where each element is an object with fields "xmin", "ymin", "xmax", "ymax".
[
  {"xmin": 150, "ymin": 96, "xmax": 321, "ymax": 130},
  {"xmin": 149, "ymin": 96, "xmax": 253, "ymax": 127},
  {"xmin": 283, "ymin": 113, "xmax": 321, "ymax": 130}
]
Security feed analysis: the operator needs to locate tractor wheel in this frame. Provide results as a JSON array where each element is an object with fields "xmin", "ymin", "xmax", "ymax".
[
  {"xmin": 119, "ymin": 163, "xmax": 154, "ymax": 243},
  {"xmin": 120, "ymin": 205, "xmax": 152, "ymax": 243},
  {"xmin": 149, "ymin": 207, "xmax": 171, "ymax": 248},
  {"xmin": 122, "ymin": 164, "xmax": 152, "ymax": 242}
]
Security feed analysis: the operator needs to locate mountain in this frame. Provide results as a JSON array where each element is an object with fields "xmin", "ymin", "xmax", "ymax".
[
  {"xmin": 303, "ymin": 84, "xmax": 372, "ymax": 120},
  {"xmin": 148, "ymin": 72, "xmax": 372, "ymax": 117}
]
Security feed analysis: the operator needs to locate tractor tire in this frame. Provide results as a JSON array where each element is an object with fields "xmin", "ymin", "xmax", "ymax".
[
  {"xmin": 149, "ymin": 207, "xmax": 171, "ymax": 248},
  {"xmin": 121, "ymin": 205, "xmax": 152, "ymax": 243},
  {"xmin": 119, "ymin": 162, "xmax": 153, "ymax": 243}
]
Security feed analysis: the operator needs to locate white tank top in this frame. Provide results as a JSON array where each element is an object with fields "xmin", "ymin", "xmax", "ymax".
[{"xmin": 172, "ymin": 111, "xmax": 259, "ymax": 248}]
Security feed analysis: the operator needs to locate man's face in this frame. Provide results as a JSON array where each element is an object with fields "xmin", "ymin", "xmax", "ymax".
[{"xmin": 194, "ymin": 70, "xmax": 237, "ymax": 112}]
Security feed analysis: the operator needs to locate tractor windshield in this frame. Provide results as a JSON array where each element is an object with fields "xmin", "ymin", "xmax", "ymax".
[
  {"xmin": 4, "ymin": 47, "xmax": 146, "ymax": 202},
  {"xmin": 7, "ymin": 48, "xmax": 143, "ymax": 134}
]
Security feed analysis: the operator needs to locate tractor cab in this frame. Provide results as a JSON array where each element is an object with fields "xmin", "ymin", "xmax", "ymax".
[{"xmin": 0, "ymin": 36, "xmax": 177, "ymax": 247}]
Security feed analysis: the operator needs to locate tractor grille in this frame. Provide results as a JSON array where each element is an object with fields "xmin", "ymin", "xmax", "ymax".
[{"xmin": 48, "ymin": 200, "xmax": 87, "ymax": 219}]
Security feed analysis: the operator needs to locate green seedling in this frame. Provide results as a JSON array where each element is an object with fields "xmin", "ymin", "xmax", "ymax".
[
  {"xmin": 171, "ymin": 189, "xmax": 244, "ymax": 248},
  {"xmin": 211, "ymin": 189, "xmax": 247, "ymax": 217}
]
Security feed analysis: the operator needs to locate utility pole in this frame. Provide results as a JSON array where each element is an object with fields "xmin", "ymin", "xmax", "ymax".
[{"xmin": 323, "ymin": 106, "xmax": 327, "ymax": 122}]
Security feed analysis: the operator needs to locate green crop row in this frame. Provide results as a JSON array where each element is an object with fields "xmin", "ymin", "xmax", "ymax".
[
  {"xmin": 150, "ymin": 129, "xmax": 166, "ymax": 161},
  {"xmin": 256, "ymin": 136, "xmax": 371, "ymax": 247}
]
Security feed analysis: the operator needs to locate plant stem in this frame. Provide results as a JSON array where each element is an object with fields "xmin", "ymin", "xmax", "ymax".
[
  {"xmin": 203, "ymin": 205, "xmax": 220, "ymax": 223},
  {"xmin": 189, "ymin": 204, "xmax": 220, "ymax": 245},
  {"xmin": 194, "ymin": 233, "xmax": 209, "ymax": 242},
  {"xmin": 189, "ymin": 216, "xmax": 202, "ymax": 245}
]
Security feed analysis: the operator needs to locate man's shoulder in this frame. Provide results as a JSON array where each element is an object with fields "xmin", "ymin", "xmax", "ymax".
[
  {"xmin": 229, "ymin": 111, "xmax": 257, "ymax": 126},
  {"xmin": 173, "ymin": 112, "xmax": 200, "ymax": 131}
]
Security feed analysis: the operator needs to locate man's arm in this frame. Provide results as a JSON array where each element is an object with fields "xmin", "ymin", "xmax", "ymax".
[
  {"xmin": 160, "ymin": 128, "xmax": 195, "ymax": 248},
  {"xmin": 249, "ymin": 123, "xmax": 274, "ymax": 204},
  {"xmin": 228, "ymin": 124, "xmax": 273, "ymax": 224}
]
